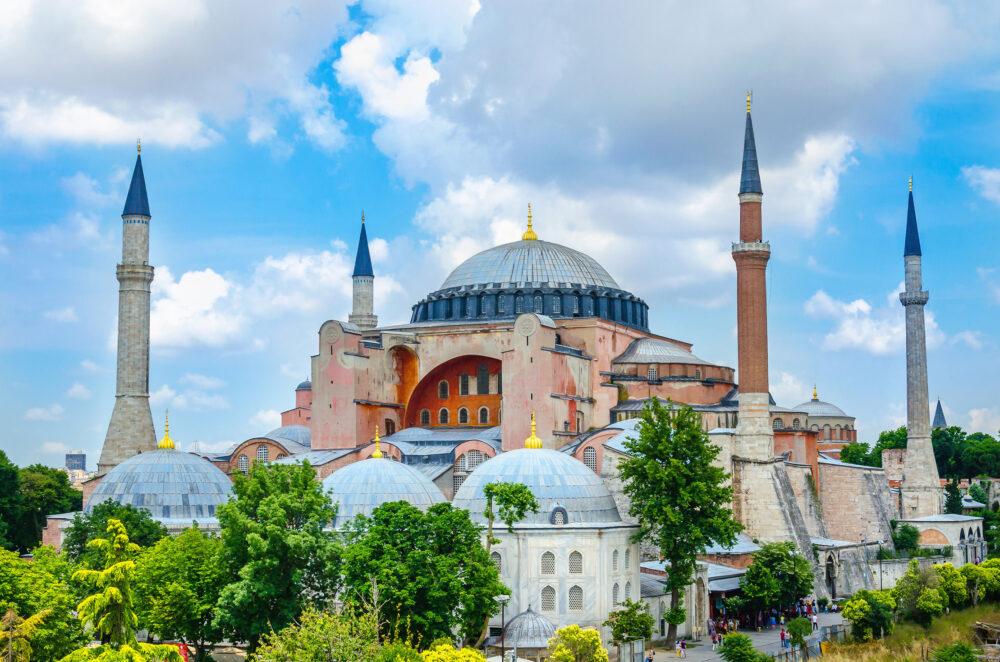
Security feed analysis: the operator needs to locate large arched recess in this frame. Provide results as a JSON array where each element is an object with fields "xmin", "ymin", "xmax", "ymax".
[
  {"xmin": 387, "ymin": 344, "xmax": 419, "ymax": 407},
  {"xmin": 404, "ymin": 355, "xmax": 502, "ymax": 428}
]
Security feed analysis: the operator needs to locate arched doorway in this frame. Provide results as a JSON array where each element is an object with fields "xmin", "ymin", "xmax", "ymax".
[{"xmin": 825, "ymin": 554, "xmax": 837, "ymax": 599}]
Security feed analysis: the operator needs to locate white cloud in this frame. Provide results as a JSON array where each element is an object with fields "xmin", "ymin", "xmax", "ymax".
[
  {"xmin": 963, "ymin": 165, "xmax": 1000, "ymax": 205},
  {"xmin": 43, "ymin": 442, "xmax": 71, "ymax": 454},
  {"xmin": 66, "ymin": 382, "xmax": 91, "ymax": 399},
  {"xmin": 968, "ymin": 407, "xmax": 1000, "ymax": 435},
  {"xmin": 770, "ymin": 371, "xmax": 808, "ymax": 406},
  {"xmin": 172, "ymin": 391, "xmax": 230, "ymax": 411},
  {"xmin": 952, "ymin": 330, "xmax": 984, "ymax": 350},
  {"xmin": 184, "ymin": 439, "xmax": 234, "ymax": 454},
  {"xmin": 80, "ymin": 359, "xmax": 101, "ymax": 373},
  {"xmin": 149, "ymin": 384, "xmax": 176, "ymax": 407},
  {"xmin": 61, "ymin": 172, "xmax": 119, "ymax": 207},
  {"xmin": 250, "ymin": 409, "xmax": 282, "ymax": 430},
  {"xmin": 24, "ymin": 403, "xmax": 65, "ymax": 421},
  {"xmin": 151, "ymin": 266, "xmax": 243, "ymax": 349},
  {"xmin": 180, "ymin": 373, "xmax": 226, "ymax": 389},
  {"xmin": 368, "ymin": 237, "xmax": 389, "ymax": 262},
  {"xmin": 44, "ymin": 306, "xmax": 78, "ymax": 322},
  {"xmin": 979, "ymin": 267, "xmax": 1000, "ymax": 304}
]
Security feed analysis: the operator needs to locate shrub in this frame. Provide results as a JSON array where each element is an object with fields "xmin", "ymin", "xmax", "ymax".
[{"xmin": 842, "ymin": 589, "xmax": 896, "ymax": 642}]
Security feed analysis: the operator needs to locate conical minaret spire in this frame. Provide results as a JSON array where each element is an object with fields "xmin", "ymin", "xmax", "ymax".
[
  {"xmin": 349, "ymin": 213, "xmax": 378, "ymax": 330},
  {"xmin": 899, "ymin": 179, "xmax": 941, "ymax": 517},
  {"xmin": 97, "ymin": 146, "xmax": 157, "ymax": 475}
]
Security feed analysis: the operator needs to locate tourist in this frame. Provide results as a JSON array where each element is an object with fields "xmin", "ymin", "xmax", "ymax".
[
  {"xmin": 780, "ymin": 628, "xmax": 788, "ymax": 648},
  {"xmin": 675, "ymin": 640, "xmax": 682, "ymax": 658},
  {"xmin": 680, "ymin": 640, "xmax": 687, "ymax": 658},
  {"xmin": 812, "ymin": 613, "xmax": 819, "ymax": 631}
]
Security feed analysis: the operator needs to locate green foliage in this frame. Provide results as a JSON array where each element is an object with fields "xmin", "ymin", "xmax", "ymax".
[
  {"xmin": 250, "ymin": 606, "xmax": 382, "ymax": 662},
  {"xmin": 0, "ymin": 607, "xmax": 51, "ymax": 662},
  {"xmin": 872, "ymin": 427, "xmax": 909, "ymax": 467},
  {"xmin": 9, "ymin": 465, "xmax": 82, "ymax": 553},
  {"xmin": 838, "ymin": 442, "xmax": 874, "ymax": 467},
  {"xmin": 617, "ymin": 399, "xmax": 741, "ymax": 643},
  {"xmin": 744, "ymin": 542, "xmax": 814, "ymax": 608},
  {"xmin": 718, "ymin": 633, "xmax": 770, "ymax": 662},
  {"xmin": 944, "ymin": 480, "xmax": 963, "ymax": 515},
  {"xmin": 960, "ymin": 433, "xmax": 1000, "ymax": 479},
  {"xmin": 377, "ymin": 643, "xmax": 421, "ymax": 661},
  {"xmin": 739, "ymin": 561, "xmax": 780, "ymax": 612},
  {"xmin": 893, "ymin": 559, "xmax": 949, "ymax": 626},
  {"xmin": 481, "ymin": 481, "xmax": 538, "ymax": 546},
  {"xmin": 134, "ymin": 526, "xmax": 226, "ymax": 660},
  {"xmin": 842, "ymin": 589, "xmax": 896, "ymax": 642},
  {"xmin": 786, "ymin": 617, "xmax": 812, "ymax": 650},
  {"xmin": 0, "ymin": 452, "xmax": 22, "ymax": 549},
  {"xmin": 969, "ymin": 483, "xmax": 989, "ymax": 507},
  {"xmin": 817, "ymin": 597, "xmax": 829, "ymax": 610},
  {"xmin": 933, "ymin": 563, "xmax": 968, "ymax": 609},
  {"xmin": 213, "ymin": 461, "xmax": 339, "ymax": 652},
  {"xmin": 933, "ymin": 427, "xmax": 968, "ymax": 479},
  {"xmin": 932, "ymin": 642, "xmax": 982, "ymax": 662},
  {"xmin": 418, "ymin": 645, "xmax": 485, "ymax": 661},
  {"xmin": 0, "ymin": 547, "xmax": 86, "ymax": 660},
  {"xmin": 63, "ymin": 502, "xmax": 167, "ymax": 565},
  {"xmin": 915, "ymin": 588, "xmax": 945, "ymax": 625},
  {"xmin": 341, "ymin": 501, "xmax": 505, "ymax": 648},
  {"xmin": 603, "ymin": 599, "xmax": 653, "ymax": 645},
  {"xmin": 547, "ymin": 625, "xmax": 608, "ymax": 662},
  {"xmin": 893, "ymin": 523, "xmax": 921, "ymax": 554}
]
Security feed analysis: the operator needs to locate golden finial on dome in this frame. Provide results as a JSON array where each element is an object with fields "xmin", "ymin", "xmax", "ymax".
[
  {"xmin": 372, "ymin": 425, "xmax": 383, "ymax": 458},
  {"xmin": 158, "ymin": 410, "xmax": 174, "ymax": 449},
  {"xmin": 813, "ymin": 385, "xmax": 818, "ymax": 401},
  {"xmin": 522, "ymin": 203, "xmax": 538, "ymax": 241},
  {"xmin": 746, "ymin": 91, "xmax": 751, "ymax": 114},
  {"xmin": 909, "ymin": 176, "xmax": 912, "ymax": 192},
  {"xmin": 524, "ymin": 412, "xmax": 543, "ymax": 449}
]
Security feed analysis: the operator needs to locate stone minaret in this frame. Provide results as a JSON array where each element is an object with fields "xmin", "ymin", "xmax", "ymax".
[
  {"xmin": 348, "ymin": 213, "xmax": 377, "ymax": 330},
  {"xmin": 732, "ymin": 93, "xmax": 773, "ymax": 459},
  {"xmin": 97, "ymin": 146, "xmax": 157, "ymax": 474},
  {"xmin": 900, "ymin": 179, "xmax": 941, "ymax": 517}
]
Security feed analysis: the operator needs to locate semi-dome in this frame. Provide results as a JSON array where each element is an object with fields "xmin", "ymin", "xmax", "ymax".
[
  {"xmin": 265, "ymin": 425, "xmax": 311, "ymax": 447},
  {"xmin": 793, "ymin": 389, "xmax": 849, "ymax": 418},
  {"xmin": 441, "ymin": 240, "xmax": 620, "ymax": 291},
  {"xmin": 453, "ymin": 448, "xmax": 622, "ymax": 526},
  {"xmin": 322, "ymin": 456, "xmax": 447, "ymax": 528},
  {"xmin": 87, "ymin": 449, "xmax": 233, "ymax": 523}
]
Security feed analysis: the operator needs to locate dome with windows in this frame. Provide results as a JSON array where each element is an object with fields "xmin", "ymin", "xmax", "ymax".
[
  {"xmin": 410, "ymin": 219, "xmax": 648, "ymax": 330},
  {"xmin": 793, "ymin": 392, "xmax": 850, "ymax": 419},
  {"xmin": 452, "ymin": 447, "xmax": 622, "ymax": 526},
  {"xmin": 322, "ymin": 456, "xmax": 447, "ymax": 528}
]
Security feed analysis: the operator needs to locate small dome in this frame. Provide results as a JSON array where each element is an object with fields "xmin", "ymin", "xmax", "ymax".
[
  {"xmin": 440, "ymin": 240, "xmax": 620, "ymax": 291},
  {"xmin": 295, "ymin": 380, "xmax": 312, "ymax": 391},
  {"xmin": 322, "ymin": 458, "xmax": 447, "ymax": 528},
  {"xmin": 453, "ymin": 448, "xmax": 621, "ymax": 526},
  {"xmin": 265, "ymin": 425, "xmax": 311, "ymax": 447},
  {"xmin": 87, "ymin": 450, "xmax": 233, "ymax": 522},
  {"xmin": 793, "ymin": 397, "xmax": 849, "ymax": 418},
  {"xmin": 613, "ymin": 337, "xmax": 717, "ymax": 366},
  {"xmin": 504, "ymin": 606, "xmax": 556, "ymax": 649}
]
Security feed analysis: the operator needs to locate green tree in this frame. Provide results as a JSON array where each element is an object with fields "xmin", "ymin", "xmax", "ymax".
[
  {"xmin": 870, "ymin": 427, "xmax": 908, "ymax": 468},
  {"xmin": 960, "ymin": 434, "xmax": 1000, "ymax": 479},
  {"xmin": 932, "ymin": 427, "xmax": 967, "ymax": 479},
  {"xmin": 838, "ymin": 442, "xmax": 873, "ymax": 467},
  {"xmin": 418, "ymin": 645, "xmax": 486, "ymax": 661},
  {"xmin": 617, "ymin": 399, "xmax": 741, "ymax": 646},
  {"xmin": 893, "ymin": 559, "xmax": 946, "ymax": 626},
  {"xmin": 63, "ymin": 501, "xmax": 167, "ymax": 565},
  {"xmin": 10, "ymin": 465, "xmax": 82, "ymax": 553},
  {"xmin": 739, "ymin": 561, "xmax": 780, "ymax": 614},
  {"xmin": 547, "ymin": 626, "xmax": 608, "ymax": 662},
  {"xmin": 842, "ymin": 589, "xmax": 896, "ymax": 642},
  {"xmin": 213, "ymin": 461, "xmax": 339, "ymax": 652},
  {"xmin": 0, "ymin": 608, "xmax": 50, "ymax": 662},
  {"xmin": 135, "ymin": 526, "xmax": 226, "ymax": 661},
  {"xmin": 342, "ymin": 501, "xmax": 505, "ymax": 647},
  {"xmin": 63, "ymin": 519, "xmax": 181, "ymax": 662},
  {"xmin": 933, "ymin": 563, "xmax": 967, "ymax": 609},
  {"xmin": 892, "ymin": 523, "xmax": 920, "ymax": 554},
  {"xmin": 718, "ymin": 633, "xmax": 770, "ymax": 662},
  {"xmin": 944, "ymin": 480, "xmax": 963, "ymax": 515},
  {"xmin": 932, "ymin": 642, "xmax": 982, "ymax": 662},
  {"xmin": 0, "ymin": 452, "xmax": 22, "ymax": 549},
  {"xmin": 748, "ymin": 542, "xmax": 813, "ymax": 607},
  {"xmin": 969, "ymin": 483, "xmax": 989, "ymax": 506},
  {"xmin": 481, "ymin": 482, "xmax": 538, "ymax": 549},
  {"xmin": 786, "ymin": 618, "xmax": 812, "ymax": 658},
  {"xmin": 250, "ymin": 606, "xmax": 383, "ymax": 662},
  {"xmin": 603, "ymin": 599, "xmax": 653, "ymax": 661}
]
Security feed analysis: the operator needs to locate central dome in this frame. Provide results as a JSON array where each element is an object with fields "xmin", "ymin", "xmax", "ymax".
[{"xmin": 440, "ymin": 239, "xmax": 620, "ymax": 290}]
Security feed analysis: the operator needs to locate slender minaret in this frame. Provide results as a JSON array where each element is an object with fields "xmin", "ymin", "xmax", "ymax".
[
  {"xmin": 97, "ymin": 144, "xmax": 157, "ymax": 474},
  {"xmin": 900, "ymin": 178, "xmax": 941, "ymax": 517},
  {"xmin": 732, "ymin": 93, "xmax": 773, "ymax": 459},
  {"xmin": 349, "ymin": 213, "xmax": 377, "ymax": 330}
]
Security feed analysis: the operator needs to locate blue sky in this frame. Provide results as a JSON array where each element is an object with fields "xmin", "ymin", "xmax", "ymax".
[{"xmin": 2, "ymin": 1, "xmax": 1000, "ymax": 468}]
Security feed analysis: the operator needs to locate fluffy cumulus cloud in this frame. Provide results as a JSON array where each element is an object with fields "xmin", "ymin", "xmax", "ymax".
[
  {"xmin": 770, "ymin": 371, "xmax": 809, "ymax": 406},
  {"xmin": 250, "ymin": 409, "xmax": 282, "ymax": 430},
  {"xmin": 151, "ymin": 266, "xmax": 243, "ymax": 349},
  {"xmin": 148, "ymin": 382, "xmax": 229, "ymax": 411},
  {"xmin": 963, "ymin": 166, "xmax": 1000, "ymax": 205},
  {"xmin": 24, "ymin": 403, "xmax": 65, "ymax": 421},
  {"xmin": 968, "ymin": 407, "xmax": 1000, "ymax": 435},
  {"xmin": 66, "ymin": 382, "xmax": 92, "ymax": 399},
  {"xmin": 0, "ymin": 0, "xmax": 352, "ymax": 149}
]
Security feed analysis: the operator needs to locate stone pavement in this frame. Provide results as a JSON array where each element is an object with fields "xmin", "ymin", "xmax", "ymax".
[{"xmin": 644, "ymin": 612, "xmax": 845, "ymax": 661}]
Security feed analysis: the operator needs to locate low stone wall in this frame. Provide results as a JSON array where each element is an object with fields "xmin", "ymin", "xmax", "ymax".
[{"xmin": 817, "ymin": 461, "xmax": 895, "ymax": 546}]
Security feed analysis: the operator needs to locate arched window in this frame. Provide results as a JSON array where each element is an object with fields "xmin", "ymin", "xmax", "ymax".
[
  {"xmin": 612, "ymin": 550, "xmax": 619, "ymax": 572},
  {"xmin": 497, "ymin": 296, "xmax": 505, "ymax": 314},
  {"xmin": 237, "ymin": 455, "xmax": 249, "ymax": 473},
  {"xmin": 438, "ymin": 380, "xmax": 449, "ymax": 399},
  {"xmin": 515, "ymin": 296, "xmax": 523, "ymax": 314},
  {"xmin": 553, "ymin": 297, "xmax": 562, "ymax": 314},
  {"xmin": 569, "ymin": 585, "xmax": 583, "ymax": 610},
  {"xmin": 257, "ymin": 445, "xmax": 269, "ymax": 463},
  {"xmin": 573, "ymin": 296, "xmax": 580, "ymax": 314},
  {"xmin": 695, "ymin": 368, "xmax": 702, "ymax": 379},
  {"xmin": 459, "ymin": 373, "xmax": 469, "ymax": 395},
  {"xmin": 625, "ymin": 581, "xmax": 632, "ymax": 601},
  {"xmin": 648, "ymin": 367, "xmax": 658, "ymax": 381},
  {"xmin": 534, "ymin": 295, "xmax": 543, "ymax": 312},
  {"xmin": 453, "ymin": 473, "xmax": 466, "ymax": 494},
  {"xmin": 479, "ymin": 407, "xmax": 490, "ymax": 424},
  {"xmin": 276, "ymin": 454, "xmax": 286, "ymax": 460},
  {"xmin": 824, "ymin": 424, "xmax": 832, "ymax": 439},
  {"xmin": 612, "ymin": 583, "xmax": 620, "ymax": 605},
  {"xmin": 541, "ymin": 586, "xmax": 556, "ymax": 612},
  {"xmin": 490, "ymin": 551, "xmax": 501, "ymax": 573},
  {"xmin": 569, "ymin": 551, "xmax": 583, "ymax": 574},
  {"xmin": 625, "ymin": 548, "xmax": 631, "ymax": 570},
  {"xmin": 541, "ymin": 551, "xmax": 555, "ymax": 574},
  {"xmin": 584, "ymin": 447, "xmax": 597, "ymax": 473},
  {"xmin": 458, "ymin": 407, "xmax": 469, "ymax": 424},
  {"xmin": 773, "ymin": 418, "xmax": 783, "ymax": 430},
  {"xmin": 439, "ymin": 408, "xmax": 449, "ymax": 425},
  {"xmin": 420, "ymin": 409, "xmax": 431, "ymax": 426},
  {"xmin": 552, "ymin": 508, "xmax": 566, "ymax": 525},
  {"xmin": 792, "ymin": 418, "xmax": 800, "ymax": 429}
]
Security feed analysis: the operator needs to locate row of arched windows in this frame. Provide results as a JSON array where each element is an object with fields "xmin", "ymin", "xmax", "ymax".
[
  {"xmin": 611, "ymin": 581, "xmax": 633, "ymax": 605},
  {"xmin": 437, "ymin": 366, "xmax": 495, "ymax": 400},
  {"xmin": 420, "ymin": 406, "xmax": 493, "ymax": 426},
  {"xmin": 611, "ymin": 548, "xmax": 631, "ymax": 572},
  {"xmin": 236, "ymin": 445, "xmax": 274, "ymax": 474},
  {"xmin": 490, "ymin": 550, "xmax": 586, "ymax": 575}
]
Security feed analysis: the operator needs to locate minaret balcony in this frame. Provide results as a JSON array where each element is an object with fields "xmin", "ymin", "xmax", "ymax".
[
  {"xmin": 731, "ymin": 241, "xmax": 771, "ymax": 255},
  {"xmin": 899, "ymin": 290, "xmax": 929, "ymax": 306}
]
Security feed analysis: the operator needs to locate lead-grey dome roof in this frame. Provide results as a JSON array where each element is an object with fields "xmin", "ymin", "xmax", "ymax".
[
  {"xmin": 504, "ymin": 606, "xmax": 556, "ymax": 649},
  {"xmin": 265, "ymin": 425, "xmax": 311, "ymax": 447},
  {"xmin": 440, "ymin": 239, "xmax": 620, "ymax": 290},
  {"xmin": 792, "ymin": 398, "xmax": 849, "ymax": 418},
  {"xmin": 453, "ymin": 448, "xmax": 622, "ymax": 526},
  {"xmin": 613, "ymin": 337, "xmax": 717, "ymax": 366},
  {"xmin": 322, "ymin": 458, "xmax": 447, "ymax": 528},
  {"xmin": 86, "ymin": 450, "xmax": 233, "ymax": 523}
]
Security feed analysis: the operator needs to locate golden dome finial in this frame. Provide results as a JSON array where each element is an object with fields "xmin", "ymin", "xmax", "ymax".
[
  {"xmin": 158, "ymin": 410, "xmax": 174, "ymax": 449},
  {"xmin": 522, "ymin": 203, "xmax": 538, "ymax": 241},
  {"xmin": 746, "ymin": 91, "xmax": 751, "ymax": 114},
  {"xmin": 362, "ymin": 210, "xmax": 365, "ymax": 224},
  {"xmin": 813, "ymin": 385, "xmax": 818, "ymax": 400},
  {"xmin": 909, "ymin": 176, "xmax": 912, "ymax": 192},
  {"xmin": 137, "ymin": 138, "xmax": 141, "ymax": 154},
  {"xmin": 524, "ymin": 412, "xmax": 543, "ymax": 449},
  {"xmin": 372, "ymin": 425, "xmax": 383, "ymax": 458}
]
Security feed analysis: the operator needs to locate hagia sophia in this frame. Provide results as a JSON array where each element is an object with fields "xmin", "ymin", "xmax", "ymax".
[{"xmin": 42, "ymin": 98, "xmax": 987, "ymax": 652}]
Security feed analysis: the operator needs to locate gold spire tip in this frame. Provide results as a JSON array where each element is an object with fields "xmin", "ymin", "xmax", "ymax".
[
  {"xmin": 362, "ymin": 210, "xmax": 365, "ymax": 224},
  {"xmin": 372, "ymin": 424, "xmax": 383, "ymax": 458},
  {"xmin": 746, "ymin": 91, "xmax": 751, "ymax": 114},
  {"xmin": 522, "ymin": 203, "xmax": 538, "ymax": 241},
  {"xmin": 137, "ymin": 138, "xmax": 141, "ymax": 154},
  {"xmin": 908, "ymin": 176, "xmax": 912, "ymax": 192},
  {"xmin": 524, "ymin": 412, "xmax": 543, "ymax": 449},
  {"xmin": 158, "ymin": 410, "xmax": 174, "ymax": 450},
  {"xmin": 812, "ymin": 385, "xmax": 818, "ymax": 400}
]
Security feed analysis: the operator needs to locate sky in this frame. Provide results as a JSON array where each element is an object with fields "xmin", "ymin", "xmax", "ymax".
[{"xmin": 2, "ymin": 0, "xmax": 1000, "ymax": 469}]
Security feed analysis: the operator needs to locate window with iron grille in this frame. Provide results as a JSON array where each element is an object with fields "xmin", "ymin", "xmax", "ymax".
[
  {"xmin": 553, "ymin": 297, "xmax": 561, "ymax": 314},
  {"xmin": 625, "ymin": 548, "xmax": 631, "ymax": 570},
  {"xmin": 552, "ymin": 509, "xmax": 566, "ymax": 525},
  {"xmin": 541, "ymin": 586, "xmax": 556, "ymax": 612},
  {"xmin": 498, "ymin": 297, "xmax": 505, "ymax": 313},
  {"xmin": 459, "ymin": 373, "xmax": 469, "ymax": 395},
  {"xmin": 773, "ymin": 418, "xmax": 783, "ymax": 430},
  {"xmin": 612, "ymin": 583, "xmax": 619, "ymax": 605},
  {"xmin": 569, "ymin": 551, "xmax": 583, "ymax": 574},
  {"xmin": 534, "ymin": 295, "xmax": 543, "ymax": 312},
  {"xmin": 466, "ymin": 450, "xmax": 485, "ymax": 469},
  {"xmin": 569, "ymin": 585, "xmax": 583, "ymax": 610},
  {"xmin": 584, "ymin": 447, "xmax": 597, "ymax": 473},
  {"xmin": 439, "ymin": 408, "xmax": 449, "ymax": 424},
  {"xmin": 573, "ymin": 296, "xmax": 580, "ymax": 314},
  {"xmin": 453, "ymin": 473, "xmax": 466, "ymax": 494},
  {"xmin": 479, "ymin": 407, "xmax": 489, "ymax": 424},
  {"xmin": 648, "ymin": 366, "xmax": 658, "ymax": 381},
  {"xmin": 541, "ymin": 551, "xmax": 555, "ymax": 575},
  {"xmin": 237, "ymin": 455, "xmax": 249, "ymax": 473},
  {"xmin": 257, "ymin": 445, "xmax": 269, "ymax": 463},
  {"xmin": 612, "ymin": 550, "xmax": 619, "ymax": 572},
  {"xmin": 515, "ymin": 296, "xmax": 523, "ymax": 313},
  {"xmin": 491, "ymin": 551, "xmax": 501, "ymax": 573},
  {"xmin": 625, "ymin": 581, "xmax": 632, "ymax": 600},
  {"xmin": 458, "ymin": 408, "xmax": 469, "ymax": 424},
  {"xmin": 438, "ymin": 380, "xmax": 449, "ymax": 399},
  {"xmin": 420, "ymin": 409, "xmax": 430, "ymax": 426}
]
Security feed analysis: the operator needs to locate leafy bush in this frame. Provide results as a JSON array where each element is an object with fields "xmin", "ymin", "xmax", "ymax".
[
  {"xmin": 842, "ymin": 589, "xmax": 896, "ymax": 642},
  {"xmin": 718, "ymin": 633, "xmax": 770, "ymax": 662},
  {"xmin": 892, "ymin": 523, "xmax": 920, "ymax": 553},
  {"xmin": 932, "ymin": 642, "xmax": 981, "ymax": 662}
]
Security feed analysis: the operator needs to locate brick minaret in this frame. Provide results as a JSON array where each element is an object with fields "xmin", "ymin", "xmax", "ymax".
[
  {"xmin": 899, "ymin": 180, "xmax": 941, "ymax": 517},
  {"xmin": 732, "ymin": 94, "xmax": 772, "ymax": 459},
  {"xmin": 349, "ymin": 214, "xmax": 377, "ymax": 330},
  {"xmin": 97, "ymin": 146, "xmax": 157, "ymax": 474}
]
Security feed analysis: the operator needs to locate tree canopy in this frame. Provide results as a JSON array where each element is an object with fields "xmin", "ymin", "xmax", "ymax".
[
  {"xmin": 837, "ymin": 425, "xmax": 1000, "ymax": 479},
  {"xmin": 740, "ymin": 542, "xmax": 813, "ymax": 609},
  {"xmin": 944, "ymin": 480, "xmax": 963, "ymax": 515},
  {"xmin": 603, "ymin": 599, "xmax": 653, "ymax": 646},
  {"xmin": 63, "ymin": 501, "xmax": 167, "ymax": 565},
  {"xmin": 547, "ymin": 626, "xmax": 608, "ymax": 662}
]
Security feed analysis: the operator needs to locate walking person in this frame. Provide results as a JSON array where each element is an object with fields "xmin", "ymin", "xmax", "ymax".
[
  {"xmin": 680, "ymin": 640, "xmax": 687, "ymax": 658},
  {"xmin": 812, "ymin": 613, "xmax": 819, "ymax": 631},
  {"xmin": 780, "ymin": 627, "xmax": 788, "ymax": 649}
]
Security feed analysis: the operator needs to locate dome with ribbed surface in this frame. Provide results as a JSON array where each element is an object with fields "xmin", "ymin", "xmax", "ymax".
[
  {"xmin": 265, "ymin": 425, "xmax": 311, "ymax": 447},
  {"xmin": 322, "ymin": 458, "xmax": 447, "ymax": 528},
  {"xmin": 503, "ymin": 606, "xmax": 556, "ymax": 649},
  {"xmin": 441, "ymin": 240, "xmax": 619, "ymax": 290},
  {"xmin": 453, "ymin": 448, "xmax": 621, "ymax": 526},
  {"xmin": 793, "ymin": 398, "xmax": 849, "ymax": 418},
  {"xmin": 86, "ymin": 450, "xmax": 233, "ymax": 523}
]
